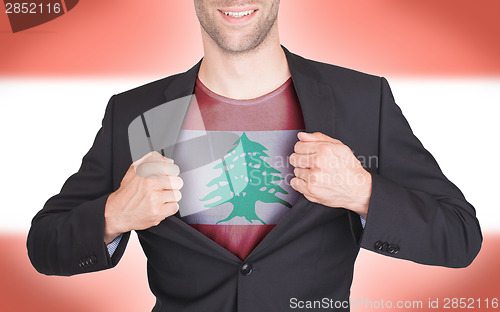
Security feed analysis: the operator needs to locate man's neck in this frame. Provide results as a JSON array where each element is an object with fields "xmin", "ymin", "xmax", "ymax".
[{"xmin": 198, "ymin": 31, "xmax": 291, "ymax": 100}]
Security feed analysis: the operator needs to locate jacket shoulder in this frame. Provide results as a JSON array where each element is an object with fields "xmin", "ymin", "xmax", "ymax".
[
  {"xmin": 291, "ymin": 52, "xmax": 383, "ymax": 88},
  {"xmin": 114, "ymin": 73, "xmax": 183, "ymax": 103},
  {"xmin": 109, "ymin": 71, "xmax": 194, "ymax": 125}
]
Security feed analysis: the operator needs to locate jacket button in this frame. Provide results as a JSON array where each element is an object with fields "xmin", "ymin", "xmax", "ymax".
[
  {"xmin": 393, "ymin": 245, "xmax": 400, "ymax": 254},
  {"xmin": 381, "ymin": 242, "xmax": 389, "ymax": 252},
  {"xmin": 89, "ymin": 256, "xmax": 97, "ymax": 265},
  {"xmin": 79, "ymin": 259, "xmax": 88, "ymax": 268},
  {"xmin": 240, "ymin": 263, "xmax": 253, "ymax": 276},
  {"xmin": 387, "ymin": 244, "xmax": 395, "ymax": 254},
  {"xmin": 374, "ymin": 241, "xmax": 383, "ymax": 251}
]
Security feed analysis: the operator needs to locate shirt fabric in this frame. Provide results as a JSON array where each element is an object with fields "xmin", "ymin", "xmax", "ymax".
[{"xmin": 176, "ymin": 77, "xmax": 305, "ymax": 260}]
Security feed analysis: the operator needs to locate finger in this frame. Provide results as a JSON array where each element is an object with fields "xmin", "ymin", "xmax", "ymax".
[
  {"xmin": 158, "ymin": 190, "xmax": 182, "ymax": 203},
  {"xmin": 293, "ymin": 167, "xmax": 310, "ymax": 181},
  {"xmin": 290, "ymin": 176, "xmax": 305, "ymax": 192},
  {"xmin": 161, "ymin": 176, "xmax": 184, "ymax": 190},
  {"xmin": 294, "ymin": 141, "xmax": 329, "ymax": 154},
  {"xmin": 134, "ymin": 151, "xmax": 174, "ymax": 168},
  {"xmin": 289, "ymin": 153, "xmax": 315, "ymax": 168},
  {"xmin": 125, "ymin": 152, "xmax": 159, "ymax": 181},
  {"xmin": 165, "ymin": 163, "xmax": 180, "ymax": 176},
  {"xmin": 136, "ymin": 162, "xmax": 180, "ymax": 178},
  {"xmin": 134, "ymin": 151, "xmax": 161, "ymax": 166},
  {"xmin": 298, "ymin": 132, "xmax": 342, "ymax": 144},
  {"xmin": 164, "ymin": 158, "xmax": 174, "ymax": 164},
  {"xmin": 135, "ymin": 162, "xmax": 171, "ymax": 178},
  {"xmin": 290, "ymin": 177, "xmax": 312, "ymax": 197},
  {"xmin": 141, "ymin": 153, "xmax": 175, "ymax": 166},
  {"xmin": 290, "ymin": 177, "xmax": 319, "ymax": 203},
  {"xmin": 294, "ymin": 167, "xmax": 324, "ymax": 185},
  {"xmin": 162, "ymin": 202, "xmax": 180, "ymax": 217}
]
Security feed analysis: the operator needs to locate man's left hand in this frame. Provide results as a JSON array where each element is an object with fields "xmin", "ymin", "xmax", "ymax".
[{"xmin": 289, "ymin": 132, "xmax": 372, "ymax": 219}]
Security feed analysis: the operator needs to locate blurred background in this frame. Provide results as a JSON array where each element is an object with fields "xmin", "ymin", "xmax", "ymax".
[{"xmin": 1, "ymin": 0, "xmax": 499, "ymax": 311}]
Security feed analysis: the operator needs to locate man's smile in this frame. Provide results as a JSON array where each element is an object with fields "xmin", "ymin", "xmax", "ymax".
[
  {"xmin": 220, "ymin": 10, "xmax": 256, "ymax": 18},
  {"xmin": 218, "ymin": 7, "xmax": 259, "ymax": 24}
]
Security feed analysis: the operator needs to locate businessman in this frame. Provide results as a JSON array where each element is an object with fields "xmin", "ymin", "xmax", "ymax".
[{"xmin": 27, "ymin": 1, "xmax": 482, "ymax": 311}]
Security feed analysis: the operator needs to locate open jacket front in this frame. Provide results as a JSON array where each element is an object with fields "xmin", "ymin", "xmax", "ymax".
[{"xmin": 27, "ymin": 46, "xmax": 482, "ymax": 312}]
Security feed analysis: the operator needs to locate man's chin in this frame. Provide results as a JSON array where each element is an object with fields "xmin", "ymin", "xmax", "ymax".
[
  {"xmin": 216, "ymin": 36, "xmax": 266, "ymax": 55},
  {"xmin": 220, "ymin": 45, "xmax": 258, "ymax": 55}
]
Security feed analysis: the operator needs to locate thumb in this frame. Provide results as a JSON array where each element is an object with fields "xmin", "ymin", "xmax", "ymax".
[
  {"xmin": 134, "ymin": 151, "xmax": 159, "ymax": 166},
  {"xmin": 298, "ymin": 132, "xmax": 340, "ymax": 143},
  {"xmin": 134, "ymin": 151, "xmax": 173, "ymax": 167},
  {"xmin": 129, "ymin": 151, "xmax": 174, "ymax": 177}
]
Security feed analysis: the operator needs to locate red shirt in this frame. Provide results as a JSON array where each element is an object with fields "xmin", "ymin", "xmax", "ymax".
[{"xmin": 175, "ymin": 77, "xmax": 305, "ymax": 260}]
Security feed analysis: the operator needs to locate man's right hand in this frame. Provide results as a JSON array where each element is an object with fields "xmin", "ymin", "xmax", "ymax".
[{"xmin": 103, "ymin": 151, "xmax": 183, "ymax": 244}]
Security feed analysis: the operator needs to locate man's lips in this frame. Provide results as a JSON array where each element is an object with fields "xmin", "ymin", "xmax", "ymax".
[{"xmin": 218, "ymin": 8, "xmax": 258, "ymax": 24}]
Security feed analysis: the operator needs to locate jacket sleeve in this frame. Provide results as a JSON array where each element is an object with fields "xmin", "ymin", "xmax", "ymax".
[
  {"xmin": 27, "ymin": 96, "xmax": 130, "ymax": 276},
  {"xmin": 356, "ymin": 77, "xmax": 482, "ymax": 268}
]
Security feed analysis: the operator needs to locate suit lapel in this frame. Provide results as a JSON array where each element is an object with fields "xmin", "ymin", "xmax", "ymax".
[
  {"xmin": 145, "ymin": 60, "xmax": 245, "ymax": 262},
  {"xmin": 283, "ymin": 46, "xmax": 337, "ymax": 136},
  {"xmin": 128, "ymin": 61, "xmax": 202, "ymax": 162},
  {"xmin": 162, "ymin": 60, "xmax": 201, "ymax": 102},
  {"xmin": 152, "ymin": 47, "xmax": 338, "ymax": 262},
  {"xmin": 244, "ymin": 47, "xmax": 337, "ymax": 259}
]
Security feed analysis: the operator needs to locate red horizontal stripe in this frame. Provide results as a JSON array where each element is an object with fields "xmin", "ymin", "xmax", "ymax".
[
  {"xmin": 189, "ymin": 224, "xmax": 276, "ymax": 260},
  {"xmin": 2, "ymin": 1, "xmax": 499, "ymax": 76},
  {"xmin": 1, "ymin": 233, "xmax": 499, "ymax": 310},
  {"xmin": 181, "ymin": 78, "xmax": 305, "ymax": 131}
]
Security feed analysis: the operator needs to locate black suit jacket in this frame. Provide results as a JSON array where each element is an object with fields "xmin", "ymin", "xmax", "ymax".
[{"xmin": 27, "ymin": 46, "xmax": 482, "ymax": 311}]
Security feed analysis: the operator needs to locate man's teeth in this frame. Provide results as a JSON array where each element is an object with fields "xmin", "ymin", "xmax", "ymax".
[{"xmin": 222, "ymin": 10, "xmax": 255, "ymax": 18}]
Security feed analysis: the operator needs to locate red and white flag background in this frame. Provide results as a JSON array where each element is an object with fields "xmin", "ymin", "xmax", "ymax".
[{"xmin": 1, "ymin": 1, "xmax": 499, "ymax": 311}]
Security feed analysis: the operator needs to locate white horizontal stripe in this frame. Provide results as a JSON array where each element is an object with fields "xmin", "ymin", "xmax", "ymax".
[
  {"xmin": 0, "ymin": 78, "xmax": 498, "ymax": 232},
  {"xmin": 175, "ymin": 130, "xmax": 301, "ymax": 220}
]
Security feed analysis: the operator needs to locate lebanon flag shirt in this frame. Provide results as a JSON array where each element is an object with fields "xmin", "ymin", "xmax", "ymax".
[{"xmin": 174, "ymin": 76, "xmax": 305, "ymax": 260}]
